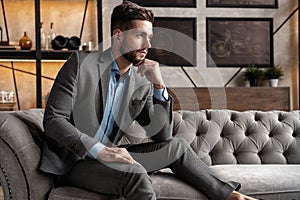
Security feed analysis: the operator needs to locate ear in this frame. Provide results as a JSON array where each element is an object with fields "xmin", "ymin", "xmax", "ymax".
[{"xmin": 113, "ymin": 29, "xmax": 122, "ymax": 41}]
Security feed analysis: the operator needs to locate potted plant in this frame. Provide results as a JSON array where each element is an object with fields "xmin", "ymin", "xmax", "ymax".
[
  {"xmin": 264, "ymin": 65, "xmax": 284, "ymax": 87},
  {"xmin": 243, "ymin": 64, "xmax": 264, "ymax": 87}
]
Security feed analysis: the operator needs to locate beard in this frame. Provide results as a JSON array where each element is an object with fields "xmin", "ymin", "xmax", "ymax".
[{"xmin": 120, "ymin": 46, "xmax": 146, "ymax": 66}]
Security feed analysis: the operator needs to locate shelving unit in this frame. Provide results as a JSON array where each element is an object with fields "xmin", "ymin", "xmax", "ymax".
[{"xmin": 0, "ymin": 0, "xmax": 103, "ymax": 108}]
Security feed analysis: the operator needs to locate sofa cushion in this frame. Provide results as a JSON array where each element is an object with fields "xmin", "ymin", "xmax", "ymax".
[
  {"xmin": 210, "ymin": 164, "xmax": 300, "ymax": 200},
  {"xmin": 151, "ymin": 170, "xmax": 208, "ymax": 200},
  {"xmin": 12, "ymin": 108, "xmax": 44, "ymax": 148}
]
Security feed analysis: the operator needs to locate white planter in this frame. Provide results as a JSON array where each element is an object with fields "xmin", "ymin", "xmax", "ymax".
[{"xmin": 269, "ymin": 79, "xmax": 279, "ymax": 87}]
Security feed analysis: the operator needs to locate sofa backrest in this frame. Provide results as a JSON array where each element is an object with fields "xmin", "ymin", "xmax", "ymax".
[
  {"xmin": 172, "ymin": 110, "xmax": 300, "ymax": 165},
  {"xmin": 2, "ymin": 109, "xmax": 300, "ymax": 169}
]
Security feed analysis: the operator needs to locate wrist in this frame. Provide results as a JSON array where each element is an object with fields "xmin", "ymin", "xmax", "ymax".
[{"xmin": 153, "ymin": 83, "xmax": 165, "ymax": 89}]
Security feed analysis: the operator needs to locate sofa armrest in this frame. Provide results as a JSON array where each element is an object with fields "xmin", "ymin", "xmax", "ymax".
[{"xmin": 0, "ymin": 111, "xmax": 53, "ymax": 199}]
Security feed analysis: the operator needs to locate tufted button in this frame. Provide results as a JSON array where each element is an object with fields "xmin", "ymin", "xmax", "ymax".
[
  {"xmin": 258, "ymin": 151, "xmax": 262, "ymax": 156},
  {"xmin": 245, "ymin": 130, "xmax": 251, "ymax": 136},
  {"xmin": 233, "ymin": 152, "xmax": 237, "ymax": 157},
  {"xmin": 220, "ymin": 132, "xmax": 225, "ymax": 137},
  {"xmin": 254, "ymin": 114, "xmax": 260, "ymax": 121},
  {"xmin": 269, "ymin": 132, "xmax": 274, "ymax": 137},
  {"xmin": 292, "ymin": 132, "xmax": 297, "ymax": 137},
  {"xmin": 206, "ymin": 114, "xmax": 211, "ymax": 121},
  {"xmin": 278, "ymin": 114, "xmax": 284, "ymax": 122},
  {"xmin": 230, "ymin": 113, "xmax": 236, "ymax": 121}
]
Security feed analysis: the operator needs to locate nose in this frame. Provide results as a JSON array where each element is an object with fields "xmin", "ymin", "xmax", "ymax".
[{"xmin": 143, "ymin": 37, "xmax": 151, "ymax": 49}]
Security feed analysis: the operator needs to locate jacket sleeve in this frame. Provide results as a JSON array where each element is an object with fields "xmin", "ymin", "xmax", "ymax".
[
  {"xmin": 135, "ymin": 85, "xmax": 174, "ymax": 142},
  {"xmin": 43, "ymin": 51, "xmax": 99, "ymax": 158}
]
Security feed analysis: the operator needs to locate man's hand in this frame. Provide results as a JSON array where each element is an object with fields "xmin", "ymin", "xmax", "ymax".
[
  {"xmin": 97, "ymin": 147, "xmax": 136, "ymax": 164},
  {"xmin": 227, "ymin": 191, "xmax": 257, "ymax": 200},
  {"xmin": 136, "ymin": 59, "xmax": 165, "ymax": 89}
]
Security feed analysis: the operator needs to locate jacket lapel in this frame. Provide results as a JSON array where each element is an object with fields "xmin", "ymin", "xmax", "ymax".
[{"xmin": 96, "ymin": 49, "xmax": 112, "ymax": 123}]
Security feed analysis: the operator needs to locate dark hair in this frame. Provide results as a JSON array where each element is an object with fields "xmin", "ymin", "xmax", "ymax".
[{"xmin": 111, "ymin": 1, "xmax": 154, "ymax": 35}]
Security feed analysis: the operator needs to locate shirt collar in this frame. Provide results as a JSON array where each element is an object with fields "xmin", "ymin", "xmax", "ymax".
[
  {"xmin": 111, "ymin": 53, "xmax": 119, "ymax": 73},
  {"xmin": 110, "ymin": 52, "xmax": 132, "ymax": 76}
]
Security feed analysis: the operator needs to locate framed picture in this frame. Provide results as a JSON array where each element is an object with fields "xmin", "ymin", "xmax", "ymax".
[
  {"xmin": 147, "ymin": 17, "xmax": 197, "ymax": 66},
  {"xmin": 206, "ymin": 0, "xmax": 278, "ymax": 8},
  {"xmin": 206, "ymin": 18, "xmax": 273, "ymax": 67},
  {"xmin": 129, "ymin": 0, "xmax": 196, "ymax": 7}
]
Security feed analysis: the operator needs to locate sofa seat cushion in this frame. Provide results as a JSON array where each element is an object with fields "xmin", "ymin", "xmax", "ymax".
[
  {"xmin": 210, "ymin": 164, "xmax": 300, "ymax": 200},
  {"xmin": 48, "ymin": 170, "xmax": 208, "ymax": 200},
  {"xmin": 151, "ymin": 170, "xmax": 208, "ymax": 200},
  {"xmin": 48, "ymin": 165, "xmax": 300, "ymax": 200}
]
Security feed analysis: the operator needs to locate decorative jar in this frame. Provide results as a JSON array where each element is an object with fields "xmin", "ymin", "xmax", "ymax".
[{"xmin": 19, "ymin": 32, "xmax": 32, "ymax": 50}]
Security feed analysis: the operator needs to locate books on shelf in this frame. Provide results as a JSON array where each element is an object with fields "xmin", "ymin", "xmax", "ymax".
[
  {"xmin": 0, "ymin": 41, "xmax": 20, "ymax": 50},
  {"xmin": 0, "ymin": 45, "xmax": 20, "ymax": 50}
]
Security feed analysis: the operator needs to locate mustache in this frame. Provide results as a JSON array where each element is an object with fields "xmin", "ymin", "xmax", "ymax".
[{"xmin": 137, "ymin": 49, "xmax": 148, "ymax": 53}]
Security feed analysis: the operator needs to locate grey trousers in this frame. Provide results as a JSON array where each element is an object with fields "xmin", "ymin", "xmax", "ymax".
[{"xmin": 61, "ymin": 138, "xmax": 240, "ymax": 200}]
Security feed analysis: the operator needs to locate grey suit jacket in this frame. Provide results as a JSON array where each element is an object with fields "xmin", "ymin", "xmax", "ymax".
[{"xmin": 39, "ymin": 49, "xmax": 173, "ymax": 175}]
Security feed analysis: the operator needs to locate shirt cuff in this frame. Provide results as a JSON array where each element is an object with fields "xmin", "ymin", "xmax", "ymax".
[
  {"xmin": 153, "ymin": 87, "xmax": 169, "ymax": 101},
  {"xmin": 87, "ymin": 142, "xmax": 106, "ymax": 159}
]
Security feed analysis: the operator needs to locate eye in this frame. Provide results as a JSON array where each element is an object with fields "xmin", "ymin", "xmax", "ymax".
[
  {"xmin": 148, "ymin": 35, "xmax": 153, "ymax": 42},
  {"xmin": 136, "ymin": 33, "xmax": 143, "ymax": 38}
]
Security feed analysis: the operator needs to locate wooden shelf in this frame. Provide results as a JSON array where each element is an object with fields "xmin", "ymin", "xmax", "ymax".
[
  {"xmin": 0, "ymin": 50, "xmax": 75, "ymax": 60},
  {"xmin": 41, "ymin": 50, "xmax": 73, "ymax": 60},
  {"xmin": 168, "ymin": 87, "xmax": 290, "ymax": 111},
  {"xmin": 0, "ymin": 50, "xmax": 35, "ymax": 59}
]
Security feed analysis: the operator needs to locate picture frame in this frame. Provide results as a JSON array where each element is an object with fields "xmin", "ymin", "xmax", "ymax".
[
  {"xmin": 147, "ymin": 17, "xmax": 197, "ymax": 66},
  {"xmin": 206, "ymin": 0, "xmax": 278, "ymax": 8},
  {"xmin": 129, "ymin": 0, "xmax": 196, "ymax": 7},
  {"xmin": 206, "ymin": 18, "xmax": 273, "ymax": 67}
]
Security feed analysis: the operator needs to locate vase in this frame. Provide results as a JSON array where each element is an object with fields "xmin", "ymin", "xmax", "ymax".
[
  {"xmin": 19, "ymin": 32, "xmax": 32, "ymax": 50},
  {"xmin": 248, "ymin": 78, "xmax": 259, "ymax": 87},
  {"xmin": 269, "ymin": 79, "xmax": 279, "ymax": 87}
]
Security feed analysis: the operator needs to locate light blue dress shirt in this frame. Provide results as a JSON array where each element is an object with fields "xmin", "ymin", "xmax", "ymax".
[{"xmin": 88, "ymin": 55, "xmax": 169, "ymax": 159}]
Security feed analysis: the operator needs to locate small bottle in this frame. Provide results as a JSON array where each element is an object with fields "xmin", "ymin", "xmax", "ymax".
[
  {"xmin": 40, "ymin": 22, "xmax": 46, "ymax": 50},
  {"xmin": 48, "ymin": 22, "xmax": 56, "ymax": 50}
]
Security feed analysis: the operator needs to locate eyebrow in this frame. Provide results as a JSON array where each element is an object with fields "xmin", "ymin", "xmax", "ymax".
[{"xmin": 136, "ymin": 30, "xmax": 153, "ymax": 38}]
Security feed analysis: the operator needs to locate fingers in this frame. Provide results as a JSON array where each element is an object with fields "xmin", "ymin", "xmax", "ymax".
[
  {"xmin": 227, "ymin": 191, "xmax": 258, "ymax": 200},
  {"xmin": 137, "ymin": 59, "xmax": 164, "ymax": 86},
  {"xmin": 113, "ymin": 148, "xmax": 135, "ymax": 164},
  {"xmin": 137, "ymin": 59, "xmax": 154, "ymax": 76},
  {"xmin": 98, "ymin": 147, "xmax": 136, "ymax": 164}
]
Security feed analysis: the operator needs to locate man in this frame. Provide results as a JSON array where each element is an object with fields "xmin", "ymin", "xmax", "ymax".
[{"xmin": 39, "ymin": 1, "xmax": 256, "ymax": 200}]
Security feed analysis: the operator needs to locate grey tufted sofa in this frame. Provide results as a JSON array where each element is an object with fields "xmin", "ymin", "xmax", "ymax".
[{"xmin": 0, "ymin": 109, "xmax": 299, "ymax": 200}]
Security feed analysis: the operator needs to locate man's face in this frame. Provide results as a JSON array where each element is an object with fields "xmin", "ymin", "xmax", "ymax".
[{"xmin": 119, "ymin": 20, "xmax": 153, "ymax": 65}]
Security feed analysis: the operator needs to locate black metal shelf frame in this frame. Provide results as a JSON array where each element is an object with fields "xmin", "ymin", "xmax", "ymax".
[{"xmin": 34, "ymin": 0, "xmax": 103, "ymax": 107}]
